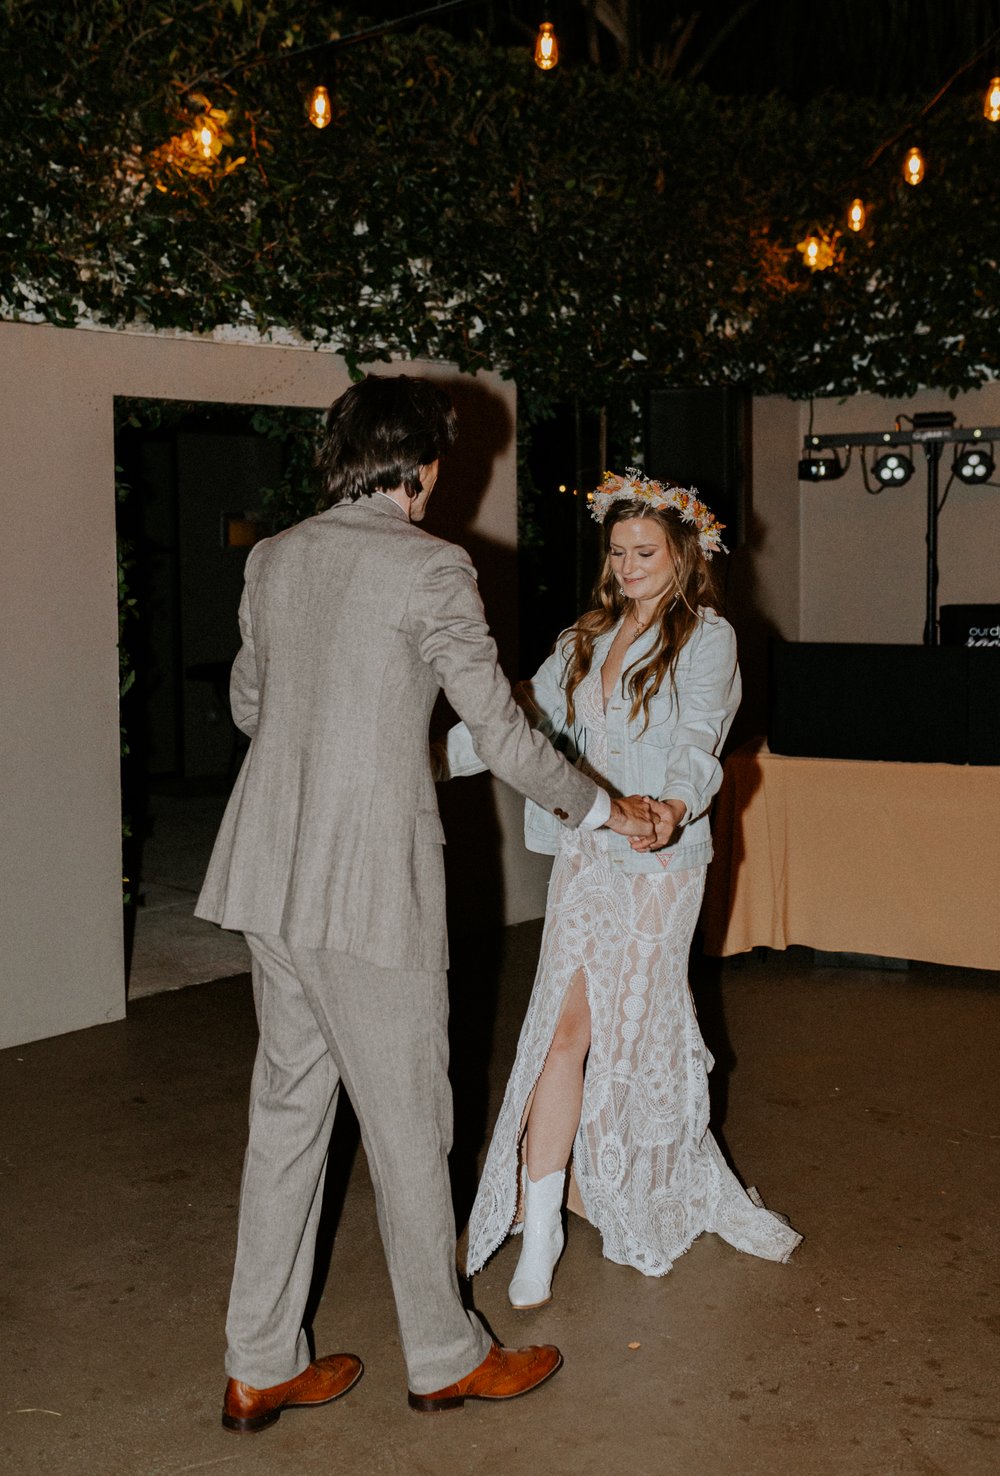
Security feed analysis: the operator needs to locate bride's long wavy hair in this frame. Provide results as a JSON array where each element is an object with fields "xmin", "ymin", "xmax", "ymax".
[{"xmin": 563, "ymin": 499, "xmax": 724, "ymax": 732}]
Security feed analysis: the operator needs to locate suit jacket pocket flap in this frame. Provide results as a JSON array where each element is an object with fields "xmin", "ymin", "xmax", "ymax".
[{"xmin": 416, "ymin": 809, "xmax": 447, "ymax": 845}]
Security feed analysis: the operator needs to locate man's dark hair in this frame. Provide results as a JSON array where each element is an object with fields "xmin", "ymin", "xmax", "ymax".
[{"xmin": 317, "ymin": 374, "xmax": 458, "ymax": 503}]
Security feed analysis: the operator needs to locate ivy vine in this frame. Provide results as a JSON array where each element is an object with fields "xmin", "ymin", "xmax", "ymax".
[{"xmin": 3, "ymin": 1, "xmax": 999, "ymax": 423}]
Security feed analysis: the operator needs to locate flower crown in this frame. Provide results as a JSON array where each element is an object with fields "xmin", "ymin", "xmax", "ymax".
[{"xmin": 589, "ymin": 467, "xmax": 727, "ymax": 558}]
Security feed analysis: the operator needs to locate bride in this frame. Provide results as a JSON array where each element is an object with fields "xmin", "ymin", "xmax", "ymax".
[{"xmin": 443, "ymin": 468, "xmax": 801, "ymax": 1306}]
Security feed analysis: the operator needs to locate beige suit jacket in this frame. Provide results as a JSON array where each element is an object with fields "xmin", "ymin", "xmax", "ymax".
[{"xmin": 195, "ymin": 495, "xmax": 599, "ymax": 970}]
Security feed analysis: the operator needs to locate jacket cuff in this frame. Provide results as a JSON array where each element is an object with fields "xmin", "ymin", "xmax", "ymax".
[{"xmin": 659, "ymin": 783, "xmax": 700, "ymax": 825}]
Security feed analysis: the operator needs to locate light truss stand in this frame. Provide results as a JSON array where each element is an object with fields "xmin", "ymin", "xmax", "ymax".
[{"xmin": 803, "ymin": 424, "xmax": 1000, "ymax": 645}]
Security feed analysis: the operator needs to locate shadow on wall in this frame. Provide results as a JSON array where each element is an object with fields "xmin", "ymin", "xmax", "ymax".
[
  {"xmin": 687, "ymin": 503, "xmax": 773, "ymax": 1091},
  {"xmin": 691, "ymin": 502, "xmax": 773, "ymax": 1149},
  {"xmin": 431, "ymin": 373, "xmax": 518, "ymax": 672},
  {"xmin": 429, "ymin": 376, "xmax": 519, "ymax": 943},
  {"xmin": 723, "ymin": 508, "xmax": 783, "ymax": 751}
]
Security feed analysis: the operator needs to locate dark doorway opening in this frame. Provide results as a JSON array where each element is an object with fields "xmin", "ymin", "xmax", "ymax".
[{"xmin": 115, "ymin": 399, "xmax": 323, "ymax": 993}]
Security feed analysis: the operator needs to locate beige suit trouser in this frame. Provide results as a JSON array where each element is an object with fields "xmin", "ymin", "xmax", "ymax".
[{"xmin": 225, "ymin": 933, "xmax": 490, "ymax": 1393}]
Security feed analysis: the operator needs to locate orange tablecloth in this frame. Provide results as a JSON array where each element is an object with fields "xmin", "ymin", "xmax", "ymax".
[{"xmin": 701, "ymin": 742, "xmax": 1000, "ymax": 971}]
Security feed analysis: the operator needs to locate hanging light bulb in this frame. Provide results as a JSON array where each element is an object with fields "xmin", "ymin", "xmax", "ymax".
[
  {"xmin": 903, "ymin": 146, "xmax": 925, "ymax": 185},
  {"xmin": 196, "ymin": 122, "xmax": 215, "ymax": 161},
  {"xmin": 308, "ymin": 85, "xmax": 332, "ymax": 129},
  {"xmin": 534, "ymin": 21, "xmax": 559, "ymax": 70},
  {"xmin": 795, "ymin": 232, "xmax": 835, "ymax": 271},
  {"xmin": 847, "ymin": 197, "xmax": 867, "ymax": 232},
  {"xmin": 984, "ymin": 77, "xmax": 1000, "ymax": 122}
]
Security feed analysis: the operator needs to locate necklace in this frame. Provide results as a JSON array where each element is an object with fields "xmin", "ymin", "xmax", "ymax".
[{"xmin": 628, "ymin": 591, "xmax": 677, "ymax": 641}]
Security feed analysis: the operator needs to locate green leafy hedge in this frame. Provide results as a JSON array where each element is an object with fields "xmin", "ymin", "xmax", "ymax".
[{"xmin": 3, "ymin": 1, "xmax": 999, "ymax": 416}]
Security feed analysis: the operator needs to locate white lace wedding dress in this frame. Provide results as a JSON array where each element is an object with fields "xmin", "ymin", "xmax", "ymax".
[{"xmin": 465, "ymin": 661, "xmax": 801, "ymax": 1278}]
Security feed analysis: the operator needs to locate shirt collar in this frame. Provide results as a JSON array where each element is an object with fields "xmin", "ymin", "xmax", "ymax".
[{"xmin": 370, "ymin": 490, "xmax": 410, "ymax": 521}]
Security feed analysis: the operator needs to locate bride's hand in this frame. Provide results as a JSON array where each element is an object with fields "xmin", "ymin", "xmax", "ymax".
[{"xmin": 629, "ymin": 798, "xmax": 686, "ymax": 851}]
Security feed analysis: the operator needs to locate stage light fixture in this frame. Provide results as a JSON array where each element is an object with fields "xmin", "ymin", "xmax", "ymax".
[
  {"xmin": 798, "ymin": 453, "xmax": 845, "ymax": 482},
  {"xmin": 801, "ymin": 414, "xmax": 1000, "ymax": 645},
  {"xmin": 872, "ymin": 450, "xmax": 915, "ymax": 486},
  {"xmin": 985, "ymin": 77, "xmax": 1000, "ymax": 122},
  {"xmin": 954, "ymin": 446, "xmax": 995, "ymax": 483}
]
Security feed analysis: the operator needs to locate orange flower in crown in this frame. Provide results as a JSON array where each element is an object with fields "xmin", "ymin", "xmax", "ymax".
[{"xmin": 589, "ymin": 467, "xmax": 727, "ymax": 557}]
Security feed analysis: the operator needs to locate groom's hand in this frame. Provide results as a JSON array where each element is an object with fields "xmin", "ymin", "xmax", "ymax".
[{"xmin": 605, "ymin": 795, "xmax": 655, "ymax": 837}]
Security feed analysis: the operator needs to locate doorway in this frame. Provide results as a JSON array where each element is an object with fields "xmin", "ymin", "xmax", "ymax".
[{"xmin": 115, "ymin": 398, "xmax": 324, "ymax": 996}]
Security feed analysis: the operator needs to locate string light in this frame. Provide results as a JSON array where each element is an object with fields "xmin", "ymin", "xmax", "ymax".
[
  {"xmin": 148, "ymin": 7, "xmax": 1000, "ymax": 221},
  {"xmin": 796, "ymin": 232, "xmax": 835, "ymax": 271},
  {"xmin": 145, "ymin": 99, "xmax": 241, "ymax": 187},
  {"xmin": 307, "ymin": 85, "xmax": 332, "ymax": 128},
  {"xmin": 903, "ymin": 146, "xmax": 925, "ymax": 185},
  {"xmin": 534, "ymin": 21, "xmax": 558, "ymax": 70},
  {"xmin": 196, "ymin": 122, "xmax": 215, "ymax": 160}
]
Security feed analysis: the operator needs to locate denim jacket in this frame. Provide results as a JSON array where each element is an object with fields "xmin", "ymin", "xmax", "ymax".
[{"xmin": 443, "ymin": 607, "xmax": 740, "ymax": 874}]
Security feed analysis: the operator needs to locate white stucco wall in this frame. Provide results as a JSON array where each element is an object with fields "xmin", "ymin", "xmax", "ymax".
[{"xmin": 0, "ymin": 321, "xmax": 524, "ymax": 1048}]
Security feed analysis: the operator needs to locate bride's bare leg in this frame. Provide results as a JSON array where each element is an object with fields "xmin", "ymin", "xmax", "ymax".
[
  {"xmin": 524, "ymin": 971, "xmax": 591, "ymax": 1179},
  {"xmin": 509, "ymin": 971, "xmax": 590, "ymax": 1306}
]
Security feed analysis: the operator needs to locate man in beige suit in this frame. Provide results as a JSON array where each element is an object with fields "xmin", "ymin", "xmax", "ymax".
[{"xmin": 196, "ymin": 375, "xmax": 652, "ymax": 1432}]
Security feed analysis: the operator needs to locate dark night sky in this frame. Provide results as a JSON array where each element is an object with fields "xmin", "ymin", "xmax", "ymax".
[{"xmin": 347, "ymin": 1, "xmax": 1000, "ymax": 101}]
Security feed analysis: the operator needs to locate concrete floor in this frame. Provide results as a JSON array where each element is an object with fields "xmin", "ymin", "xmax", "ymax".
[
  {"xmin": 126, "ymin": 784, "xmax": 250, "ymax": 1001},
  {"xmin": 2, "ymin": 932, "xmax": 998, "ymax": 1476}
]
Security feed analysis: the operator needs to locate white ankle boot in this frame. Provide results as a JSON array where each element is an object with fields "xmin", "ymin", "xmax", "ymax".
[{"xmin": 508, "ymin": 1167, "xmax": 566, "ymax": 1309}]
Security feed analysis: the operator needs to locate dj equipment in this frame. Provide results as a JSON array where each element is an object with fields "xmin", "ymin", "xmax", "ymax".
[{"xmin": 769, "ymin": 641, "xmax": 1000, "ymax": 765}]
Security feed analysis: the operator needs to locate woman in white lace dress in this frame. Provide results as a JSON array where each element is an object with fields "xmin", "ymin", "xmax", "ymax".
[{"xmin": 445, "ymin": 470, "xmax": 801, "ymax": 1307}]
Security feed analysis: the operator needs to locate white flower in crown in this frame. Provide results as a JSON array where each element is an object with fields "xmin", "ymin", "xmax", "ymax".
[{"xmin": 589, "ymin": 465, "xmax": 727, "ymax": 558}]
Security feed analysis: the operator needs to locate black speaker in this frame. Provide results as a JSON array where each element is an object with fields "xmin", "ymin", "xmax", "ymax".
[
  {"xmin": 643, "ymin": 387, "xmax": 749, "ymax": 548},
  {"xmin": 768, "ymin": 642, "xmax": 998, "ymax": 764},
  {"xmin": 968, "ymin": 648, "xmax": 1000, "ymax": 765}
]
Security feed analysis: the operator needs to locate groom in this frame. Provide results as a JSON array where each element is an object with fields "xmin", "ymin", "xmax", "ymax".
[{"xmin": 196, "ymin": 373, "xmax": 652, "ymax": 1432}]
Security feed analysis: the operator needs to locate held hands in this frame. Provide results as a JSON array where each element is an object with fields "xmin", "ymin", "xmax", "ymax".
[
  {"xmin": 606, "ymin": 795, "xmax": 686, "ymax": 848},
  {"xmin": 606, "ymin": 795, "xmax": 657, "ymax": 838},
  {"xmin": 628, "ymin": 798, "xmax": 687, "ymax": 853}
]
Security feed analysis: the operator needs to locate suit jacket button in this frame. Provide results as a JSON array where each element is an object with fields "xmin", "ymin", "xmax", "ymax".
[{"xmin": 553, "ymin": 807, "xmax": 568, "ymax": 820}]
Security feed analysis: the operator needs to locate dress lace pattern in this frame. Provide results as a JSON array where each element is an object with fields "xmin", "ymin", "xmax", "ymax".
[{"xmin": 466, "ymin": 662, "xmax": 801, "ymax": 1277}]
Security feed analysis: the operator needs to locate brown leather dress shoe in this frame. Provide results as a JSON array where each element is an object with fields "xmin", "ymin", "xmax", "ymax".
[
  {"xmin": 408, "ymin": 1341, "xmax": 562, "ymax": 1413},
  {"xmin": 222, "ymin": 1352, "xmax": 363, "ymax": 1433}
]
